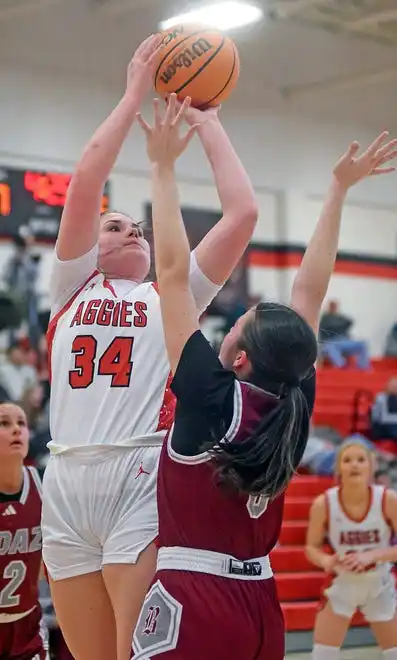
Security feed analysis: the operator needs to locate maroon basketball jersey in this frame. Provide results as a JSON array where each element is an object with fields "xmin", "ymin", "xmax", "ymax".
[
  {"xmin": 0, "ymin": 466, "xmax": 42, "ymax": 618},
  {"xmin": 157, "ymin": 382, "xmax": 285, "ymax": 559}
]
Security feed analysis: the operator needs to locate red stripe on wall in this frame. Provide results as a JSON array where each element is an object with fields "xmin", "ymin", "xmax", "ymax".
[{"xmin": 248, "ymin": 249, "xmax": 397, "ymax": 280}]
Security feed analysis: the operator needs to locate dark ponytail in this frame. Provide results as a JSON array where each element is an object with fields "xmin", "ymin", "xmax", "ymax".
[
  {"xmin": 209, "ymin": 384, "xmax": 310, "ymax": 499},
  {"xmin": 209, "ymin": 302, "xmax": 317, "ymax": 500}
]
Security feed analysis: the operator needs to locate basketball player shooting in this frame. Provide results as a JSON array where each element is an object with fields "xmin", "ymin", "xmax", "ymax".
[
  {"xmin": 132, "ymin": 96, "xmax": 397, "ymax": 659},
  {"xmin": 41, "ymin": 34, "xmax": 259, "ymax": 660},
  {"xmin": 0, "ymin": 402, "xmax": 48, "ymax": 660}
]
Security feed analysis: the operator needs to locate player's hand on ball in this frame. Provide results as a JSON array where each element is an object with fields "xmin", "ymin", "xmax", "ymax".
[
  {"xmin": 333, "ymin": 130, "xmax": 397, "ymax": 191},
  {"xmin": 176, "ymin": 101, "xmax": 220, "ymax": 126},
  {"xmin": 137, "ymin": 93, "xmax": 199, "ymax": 166},
  {"xmin": 126, "ymin": 34, "xmax": 163, "ymax": 101}
]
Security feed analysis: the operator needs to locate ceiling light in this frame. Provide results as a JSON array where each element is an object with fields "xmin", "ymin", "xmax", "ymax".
[{"xmin": 160, "ymin": 1, "xmax": 263, "ymax": 32}]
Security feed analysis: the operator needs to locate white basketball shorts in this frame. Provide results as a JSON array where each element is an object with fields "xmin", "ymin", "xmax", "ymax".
[
  {"xmin": 41, "ymin": 445, "xmax": 161, "ymax": 581},
  {"xmin": 325, "ymin": 571, "xmax": 396, "ymax": 622}
]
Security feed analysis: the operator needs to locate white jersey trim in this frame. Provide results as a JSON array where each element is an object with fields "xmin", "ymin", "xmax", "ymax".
[
  {"xmin": 19, "ymin": 467, "xmax": 30, "ymax": 505},
  {"xmin": 27, "ymin": 465, "xmax": 42, "ymax": 499},
  {"xmin": 167, "ymin": 380, "xmax": 243, "ymax": 465},
  {"xmin": 50, "ymin": 243, "xmax": 99, "ymax": 317}
]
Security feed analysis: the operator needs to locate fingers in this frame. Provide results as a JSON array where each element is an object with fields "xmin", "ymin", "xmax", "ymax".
[
  {"xmin": 375, "ymin": 148, "xmax": 397, "ymax": 166},
  {"xmin": 370, "ymin": 166, "xmax": 396, "ymax": 176},
  {"xmin": 134, "ymin": 34, "xmax": 156, "ymax": 59},
  {"xmin": 373, "ymin": 138, "xmax": 397, "ymax": 162},
  {"xmin": 136, "ymin": 33, "xmax": 163, "ymax": 62},
  {"xmin": 343, "ymin": 557, "xmax": 364, "ymax": 572},
  {"xmin": 136, "ymin": 112, "xmax": 152, "ymax": 135},
  {"xmin": 163, "ymin": 93, "xmax": 178, "ymax": 127},
  {"xmin": 151, "ymin": 94, "xmax": 193, "ymax": 131},
  {"xmin": 172, "ymin": 96, "xmax": 192, "ymax": 128},
  {"xmin": 346, "ymin": 141, "xmax": 360, "ymax": 158},
  {"xmin": 369, "ymin": 141, "xmax": 397, "ymax": 175},
  {"xmin": 364, "ymin": 130, "xmax": 390, "ymax": 158},
  {"xmin": 335, "ymin": 141, "xmax": 359, "ymax": 168},
  {"xmin": 147, "ymin": 36, "xmax": 165, "ymax": 72},
  {"xmin": 339, "ymin": 554, "xmax": 357, "ymax": 568},
  {"xmin": 163, "ymin": 93, "xmax": 193, "ymax": 129}
]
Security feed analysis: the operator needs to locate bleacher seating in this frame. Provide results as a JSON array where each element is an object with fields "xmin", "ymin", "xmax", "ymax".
[{"xmin": 313, "ymin": 358, "xmax": 397, "ymax": 437}]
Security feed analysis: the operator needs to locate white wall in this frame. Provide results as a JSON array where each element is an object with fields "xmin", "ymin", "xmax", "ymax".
[{"xmin": 0, "ymin": 67, "xmax": 396, "ymax": 354}]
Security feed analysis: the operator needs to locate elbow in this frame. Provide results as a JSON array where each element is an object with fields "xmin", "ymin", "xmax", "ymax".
[
  {"xmin": 225, "ymin": 201, "xmax": 258, "ymax": 237},
  {"xmin": 240, "ymin": 201, "xmax": 259, "ymax": 228}
]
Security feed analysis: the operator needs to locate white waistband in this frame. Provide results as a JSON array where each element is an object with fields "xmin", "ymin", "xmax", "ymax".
[
  {"xmin": 48, "ymin": 438, "xmax": 164, "ymax": 457},
  {"xmin": 0, "ymin": 605, "xmax": 36, "ymax": 623},
  {"xmin": 157, "ymin": 546, "xmax": 273, "ymax": 581}
]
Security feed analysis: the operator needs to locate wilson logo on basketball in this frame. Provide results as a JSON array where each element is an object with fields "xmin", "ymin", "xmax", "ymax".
[
  {"xmin": 154, "ymin": 25, "xmax": 239, "ymax": 108},
  {"xmin": 159, "ymin": 39, "xmax": 213, "ymax": 84}
]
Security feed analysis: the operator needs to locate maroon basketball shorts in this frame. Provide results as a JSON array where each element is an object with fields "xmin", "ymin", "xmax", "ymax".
[
  {"xmin": 132, "ymin": 550, "xmax": 284, "ymax": 660},
  {"xmin": 0, "ymin": 606, "xmax": 48, "ymax": 659}
]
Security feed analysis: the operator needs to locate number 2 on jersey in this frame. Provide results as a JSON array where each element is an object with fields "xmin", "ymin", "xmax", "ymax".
[
  {"xmin": 69, "ymin": 336, "xmax": 134, "ymax": 389},
  {"xmin": 0, "ymin": 560, "xmax": 27, "ymax": 608}
]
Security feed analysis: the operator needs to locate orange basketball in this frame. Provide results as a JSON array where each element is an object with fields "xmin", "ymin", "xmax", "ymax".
[{"xmin": 154, "ymin": 25, "xmax": 240, "ymax": 109}]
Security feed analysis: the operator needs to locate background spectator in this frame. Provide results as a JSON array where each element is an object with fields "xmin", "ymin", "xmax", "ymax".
[
  {"xmin": 319, "ymin": 299, "xmax": 370, "ymax": 370},
  {"xmin": 2, "ymin": 228, "xmax": 42, "ymax": 348},
  {"xmin": 0, "ymin": 340, "xmax": 38, "ymax": 401},
  {"xmin": 371, "ymin": 376, "xmax": 397, "ymax": 441},
  {"xmin": 385, "ymin": 323, "xmax": 397, "ymax": 357}
]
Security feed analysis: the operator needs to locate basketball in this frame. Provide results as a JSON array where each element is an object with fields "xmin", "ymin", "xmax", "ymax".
[{"xmin": 154, "ymin": 25, "xmax": 240, "ymax": 109}]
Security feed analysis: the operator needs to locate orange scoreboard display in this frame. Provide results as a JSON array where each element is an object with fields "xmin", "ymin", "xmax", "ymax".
[{"xmin": 0, "ymin": 167, "xmax": 110, "ymax": 241}]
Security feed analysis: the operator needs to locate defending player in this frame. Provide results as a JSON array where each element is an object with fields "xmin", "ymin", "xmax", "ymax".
[
  {"xmin": 41, "ymin": 35, "xmax": 259, "ymax": 660},
  {"xmin": 306, "ymin": 440, "xmax": 397, "ymax": 660},
  {"xmin": 131, "ymin": 96, "xmax": 397, "ymax": 658},
  {"xmin": 0, "ymin": 402, "xmax": 48, "ymax": 660}
]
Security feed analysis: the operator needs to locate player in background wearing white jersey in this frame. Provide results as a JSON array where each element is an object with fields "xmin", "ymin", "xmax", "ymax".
[
  {"xmin": 306, "ymin": 440, "xmax": 397, "ymax": 660},
  {"xmin": 41, "ymin": 35, "xmax": 260, "ymax": 660}
]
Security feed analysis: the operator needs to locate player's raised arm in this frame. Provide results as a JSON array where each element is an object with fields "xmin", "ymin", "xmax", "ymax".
[
  {"xmin": 290, "ymin": 132, "xmax": 397, "ymax": 335},
  {"xmin": 182, "ymin": 104, "xmax": 258, "ymax": 286},
  {"xmin": 138, "ymin": 94, "xmax": 201, "ymax": 373},
  {"xmin": 56, "ymin": 35, "xmax": 161, "ymax": 264}
]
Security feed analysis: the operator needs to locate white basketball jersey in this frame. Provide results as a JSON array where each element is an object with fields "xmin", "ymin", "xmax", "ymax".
[
  {"xmin": 48, "ymin": 273, "xmax": 175, "ymax": 452},
  {"xmin": 326, "ymin": 485, "xmax": 392, "ymax": 568},
  {"xmin": 47, "ymin": 246, "xmax": 219, "ymax": 453}
]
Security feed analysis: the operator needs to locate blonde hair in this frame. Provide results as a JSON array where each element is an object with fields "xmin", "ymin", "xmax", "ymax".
[{"xmin": 335, "ymin": 439, "xmax": 374, "ymax": 481}]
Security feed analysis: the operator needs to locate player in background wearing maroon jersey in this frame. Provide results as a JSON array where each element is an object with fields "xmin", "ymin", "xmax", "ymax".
[
  {"xmin": 131, "ymin": 95, "xmax": 397, "ymax": 659},
  {"xmin": 0, "ymin": 402, "xmax": 48, "ymax": 660},
  {"xmin": 42, "ymin": 33, "xmax": 260, "ymax": 660},
  {"xmin": 307, "ymin": 440, "xmax": 397, "ymax": 660}
]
